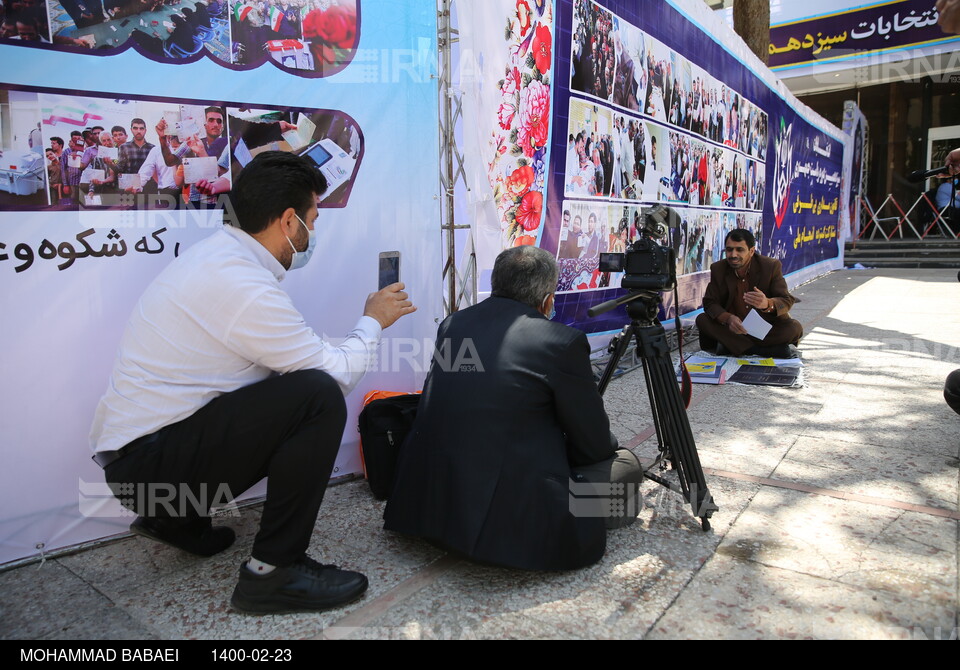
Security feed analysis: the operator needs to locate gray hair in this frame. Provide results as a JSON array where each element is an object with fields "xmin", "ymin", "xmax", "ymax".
[{"xmin": 490, "ymin": 246, "xmax": 558, "ymax": 310}]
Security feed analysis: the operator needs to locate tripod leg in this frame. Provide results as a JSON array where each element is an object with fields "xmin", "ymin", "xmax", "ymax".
[
  {"xmin": 634, "ymin": 323, "xmax": 717, "ymax": 529},
  {"xmin": 597, "ymin": 324, "xmax": 637, "ymax": 396}
]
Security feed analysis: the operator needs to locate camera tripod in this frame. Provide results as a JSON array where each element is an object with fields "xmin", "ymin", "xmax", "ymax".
[{"xmin": 591, "ymin": 290, "xmax": 718, "ymax": 531}]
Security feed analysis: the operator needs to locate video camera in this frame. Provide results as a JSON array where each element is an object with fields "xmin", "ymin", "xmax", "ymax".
[{"xmin": 597, "ymin": 204, "xmax": 679, "ymax": 291}]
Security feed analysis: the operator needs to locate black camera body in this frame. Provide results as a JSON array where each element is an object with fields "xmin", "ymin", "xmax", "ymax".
[{"xmin": 598, "ymin": 205, "xmax": 678, "ymax": 291}]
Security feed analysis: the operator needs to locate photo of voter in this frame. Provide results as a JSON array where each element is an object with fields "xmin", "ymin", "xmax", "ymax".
[
  {"xmin": 610, "ymin": 18, "xmax": 644, "ymax": 112},
  {"xmin": 695, "ymin": 227, "xmax": 802, "ymax": 358},
  {"xmin": 385, "ymin": 245, "xmax": 642, "ymax": 571},
  {"xmin": 556, "ymin": 201, "xmax": 610, "ymax": 293},
  {"xmin": 0, "ymin": 0, "xmax": 51, "ymax": 42},
  {"xmin": 47, "ymin": 0, "xmax": 227, "ymax": 58},
  {"xmin": 570, "ymin": 0, "xmax": 614, "ymax": 102},
  {"xmin": 78, "ymin": 129, "xmax": 120, "ymax": 204},
  {"xmin": 230, "ymin": 0, "xmax": 356, "ymax": 75},
  {"xmin": 129, "ymin": 0, "xmax": 228, "ymax": 59},
  {"xmin": 0, "ymin": 90, "xmax": 49, "ymax": 208},
  {"xmin": 564, "ymin": 100, "xmax": 615, "ymax": 199},
  {"xmin": 37, "ymin": 93, "xmax": 226, "ymax": 210},
  {"xmin": 152, "ymin": 105, "xmax": 231, "ymax": 208},
  {"xmin": 227, "ymin": 106, "xmax": 362, "ymax": 207},
  {"xmin": 643, "ymin": 36, "xmax": 674, "ymax": 124}
]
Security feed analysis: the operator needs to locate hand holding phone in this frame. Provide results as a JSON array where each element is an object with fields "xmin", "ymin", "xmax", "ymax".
[{"xmin": 378, "ymin": 251, "xmax": 400, "ymax": 290}]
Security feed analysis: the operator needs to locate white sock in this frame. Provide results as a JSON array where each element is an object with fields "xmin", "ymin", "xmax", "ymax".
[{"xmin": 246, "ymin": 558, "xmax": 276, "ymax": 575}]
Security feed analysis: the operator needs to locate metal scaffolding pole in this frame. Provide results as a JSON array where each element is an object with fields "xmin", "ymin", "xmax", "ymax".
[{"xmin": 438, "ymin": 0, "xmax": 476, "ymax": 316}]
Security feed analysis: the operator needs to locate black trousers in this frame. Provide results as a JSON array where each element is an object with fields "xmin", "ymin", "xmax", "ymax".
[
  {"xmin": 104, "ymin": 369, "xmax": 347, "ymax": 566},
  {"xmin": 945, "ymin": 369, "xmax": 960, "ymax": 416}
]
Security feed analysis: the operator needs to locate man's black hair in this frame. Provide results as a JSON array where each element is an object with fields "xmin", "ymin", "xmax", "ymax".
[
  {"xmin": 111, "ymin": 125, "xmax": 125, "ymax": 134},
  {"xmin": 725, "ymin": 227, "xmax": 756, "ymax": 249},
  {"xmin": 230, "ymin": 151, "xmax": 327, "ymax": 235},
  {"xmin": 50, "ymin": 136, "xmax": 63, "ymax": 147},
  {"xmin": 130, "ymin": 118, "xmax": 146, "ymax": 128},
  {"xmin": 205, "ymin": 106, "xmax": 224, "ymax": 119}
]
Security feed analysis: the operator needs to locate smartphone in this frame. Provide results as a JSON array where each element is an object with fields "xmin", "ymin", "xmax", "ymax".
[{"xmin": 378, "ymin": 251, "xmax": 400, "ymax": 290}]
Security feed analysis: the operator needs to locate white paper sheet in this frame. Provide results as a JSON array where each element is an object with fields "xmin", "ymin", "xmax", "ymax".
[
  {"xmin": 281, "ymin": 113, "xmax": 316, "ymax": 151},
  {"xmin": 118, "ymin": 173, "xmax": 141, "ymax": 191},
  {"xmin": 182, "ymin": 156, "xmax": 218, "ymax": 184},
  {"xmin": 742, "ymin": 308, "xmax": 773, "ymax": 340}
]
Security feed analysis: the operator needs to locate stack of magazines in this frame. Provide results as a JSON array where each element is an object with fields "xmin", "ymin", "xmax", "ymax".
[{"xmin": 676, "ymin": 356, "xmax": 728, "ymax": 385}]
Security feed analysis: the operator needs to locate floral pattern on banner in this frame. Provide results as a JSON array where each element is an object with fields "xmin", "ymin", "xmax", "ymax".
[{"xmin": 487, "ymin": 0, "xmax": 554, "ymax": 249}]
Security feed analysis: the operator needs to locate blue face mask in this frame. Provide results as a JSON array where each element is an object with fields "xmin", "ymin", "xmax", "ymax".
[
  {"xmin": 541, "ymin": 294, "xmax": 556, "ymax": 320},
  {"xmin": 287, "ymin": 213, "xmax": 316, "ymax": 271}
]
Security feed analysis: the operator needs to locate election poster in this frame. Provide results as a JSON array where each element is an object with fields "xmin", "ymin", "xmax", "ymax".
[
  {"xmin": 460, "ymin": 0, "xmax": 848, "ymax": 336},
  {"xmin": 0, "ymin": 0, "xmax": 441, "ymax": 564}
]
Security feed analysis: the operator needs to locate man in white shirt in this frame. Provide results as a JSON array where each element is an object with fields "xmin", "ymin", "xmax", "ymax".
[
  {"xmin": 90, "ymin": 151, "xmax": 415, "ymax": 614},
  {"xmin": 129, "ymin": 132, "xmax": 185, "ymax": 206}
]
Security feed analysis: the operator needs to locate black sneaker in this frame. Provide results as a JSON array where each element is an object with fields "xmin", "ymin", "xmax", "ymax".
[
  {"xmin": 231, "ymin": 555, "xmax": 368, "ymax": 614},
  {"xmin": 130, "ymin": 516, "xmax": 235, "ymax": 557}
]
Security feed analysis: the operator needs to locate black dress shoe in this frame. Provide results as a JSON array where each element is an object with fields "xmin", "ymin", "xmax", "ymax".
[
  {"xmin": 231, "ymin": 555, "xmax": 368, "ymax": 614},
  {"xmin": 130, "ymin": 516, "xmax": 235, "ymax": 557}
]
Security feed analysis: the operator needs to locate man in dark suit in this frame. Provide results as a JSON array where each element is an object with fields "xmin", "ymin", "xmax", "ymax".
[
  {"xmin": 384, "ymin": 246, "xmax": 643, "ymax": 571},
  {"xmin": 696, "ymin": 228, "xmax": 802, "ymax": 357}
]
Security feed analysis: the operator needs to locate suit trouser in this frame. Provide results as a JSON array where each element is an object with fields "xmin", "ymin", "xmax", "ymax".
[
  {"xmin": 572, "ymin": 448, "xmax": 644, "ymax": 530},
  {"xmin": 695, "ymin": 312, "xmax": 803, "ymax": 356},
  {"xmin": 104, "ymin": 369, "xmax": 347, "ymax": 567}
]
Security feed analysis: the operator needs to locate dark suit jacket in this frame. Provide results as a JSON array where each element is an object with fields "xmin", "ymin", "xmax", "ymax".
[
  {"xmin": 383, "ymin": 297, "xmax": 616, "ymax": 571},
  {"xmin": 702, "ymin": 254, "xmax": 795, "ymax": 324}
]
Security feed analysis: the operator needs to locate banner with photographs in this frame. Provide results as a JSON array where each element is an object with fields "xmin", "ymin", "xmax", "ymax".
[
  {"xmin": 459, "ymin": 0, "xmax": 845, "ymax": 335},
  {"xmin": 0, "ymin": 0, "xmax": 439, "ymax": 564},
  {"xmin": 0, "ymin": 87, "xmax": 362, "ymax": 213},
  {"xmin": 1, "ymin": 0, "xmax": 359, "ymax": 77},
  {"xmin": 539, "ymin": 0, "xmax": 848, "ymax": 334}
]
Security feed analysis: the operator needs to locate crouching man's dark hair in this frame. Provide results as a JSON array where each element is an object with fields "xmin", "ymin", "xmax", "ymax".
[{"xmin": 230, "ymin": 151, "xmax": 327, "ymax": 235}]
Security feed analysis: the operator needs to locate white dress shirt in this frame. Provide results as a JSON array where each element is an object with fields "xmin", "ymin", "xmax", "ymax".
[
  {"xmin": 90, "ymin": 225, "xmax": 382, "ymax": 453},
  {"xmin": 137, "ymin": 145, "xmax": 179, "ymax": 190}
]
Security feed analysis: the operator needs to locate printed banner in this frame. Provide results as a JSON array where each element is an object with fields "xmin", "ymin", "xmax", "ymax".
[
  {"xmin": 768, "ymin": 0, "xmax": 951, "ymax": 70},
  {"xmin": 544, "ymin": 0, "xmax": 847, "ymax": 333},
  {"xmin": 1, "ymin": 0, "xmax": 360, "ymax": 77},
  {"xmin": 1, "ymin": 86, "xmax": 363, "ymax": 213},
  {"xmin": 0, "ymin": 0, "xmax": 440, "ymax": 565},
  {"xmin": 461, "ymin": 0, "xmax": 848, "ymax": 335}
]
